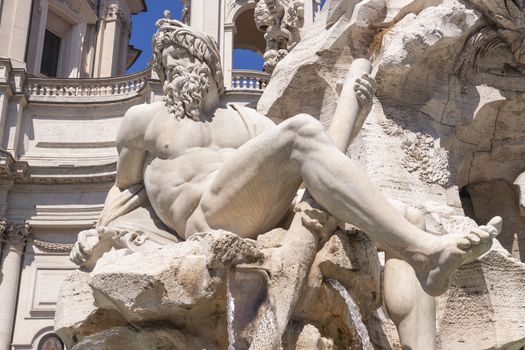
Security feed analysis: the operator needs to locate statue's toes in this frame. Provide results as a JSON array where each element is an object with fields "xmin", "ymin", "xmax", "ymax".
[
  {"xmin": 473, "ymin": 227, "xmax": 492, "ymax": 242},
  {"xmin": 457, "ymin": 237, "xmax": 472, "ymax": 250},
  {"xmin": 466, "ymin": 232, "xmax": 481, "ymax": 245},
  {"xmin": 487, "ymin": 216, "xmax": 502, "ymax": 236}
]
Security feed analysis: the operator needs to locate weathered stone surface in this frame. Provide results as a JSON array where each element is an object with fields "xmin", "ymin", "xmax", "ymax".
[
  {"xmin": 515, "ymin": 171, "xmax": 525, "ymax": 218},
  {"xmin": 366, "ymin": 307, "xmax": 402, "ymax": 350},
  {"xmin": 437, "ymin": 240, "xmax": 525, "ymax": 350},
  {"xmin": 315, "ymin": 230, "xmax": 381, "ymax": 314},
  {"xmin": 262, "ymin": 0, "xmax": 524, "ymax": 321},
  {"xmin": 56, "ymin": 1, "xmax": 525, "ymax": 349},
  {"xmin": 294, "ymin": 324, "xmax": 334, "ymax": 350},
  {"xmin": 57, "ymin": 224, "xmax": 382, "ymax": 350},
  {"xmin": 71, "ymin": 326, "xmax": 211, "ymax": 350},
  {"xmin": 466, "ymin": 180, "xmax": 525, "ymax": 261},
  {"xmin": 257, "ymin": 0, "xmax": 385, "ymax": 125},
  {"xmin": 89, "ymin": 240, "xmax": 220, "ymax": 322},
  {"xmin": 54, "ymin": 270, "xmax": 127, "ymax": 350}
]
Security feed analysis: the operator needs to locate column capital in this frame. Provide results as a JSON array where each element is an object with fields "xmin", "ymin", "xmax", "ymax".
[
  {"xmin": 1, "ymin": 222, "xmax": 30, "ymax": 246},
  {"xmin": 0, "ymin": 59, "xmax": 13, "ymax": 84},
  {"xmin": 105, "ymin": 3, "xmax": 131, "ymax": 33},
  {"xmin": 11, "ymin": 69, "xmax": 28, "ymax": 95}
]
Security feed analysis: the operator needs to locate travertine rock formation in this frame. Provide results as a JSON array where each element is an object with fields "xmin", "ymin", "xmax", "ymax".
[
  {"xmin": 437, "ymin": 240, "xmax": 525, "ymax": 350},
  {"xmin": 54, "ymin": 1, "xmax": 525, "ymax": 349},
  {"xmin": 259, "ymin": 0, "xmax": 525, "ymax": 348},
  {"xmin": 56, "ymin": 227, "xmax": 381, "ymax": 349}
]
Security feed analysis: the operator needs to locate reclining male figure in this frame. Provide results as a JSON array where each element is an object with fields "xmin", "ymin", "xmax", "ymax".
[{"xmin": 71, "ymin": 15, "xmax": 500, "ymax": 307}]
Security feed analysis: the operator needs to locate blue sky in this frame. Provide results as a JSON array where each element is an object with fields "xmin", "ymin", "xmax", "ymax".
[
  {"xmin": 127, "ymin": 0, "xmax": 325, "ymax": 74},
  {"xmin": 127, "ymin": 0, "xmax": 264, "ymax": 73}
]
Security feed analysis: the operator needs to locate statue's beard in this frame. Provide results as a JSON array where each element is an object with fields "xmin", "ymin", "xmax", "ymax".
[{"xmin": 163, "ymin": 62, "xmax": 211, "ymax": 121}]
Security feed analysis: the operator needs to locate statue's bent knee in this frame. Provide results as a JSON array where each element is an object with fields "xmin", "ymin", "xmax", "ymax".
[{"xmin": 285, "ymin": 113, "xmax": 325, "ymax": 139}]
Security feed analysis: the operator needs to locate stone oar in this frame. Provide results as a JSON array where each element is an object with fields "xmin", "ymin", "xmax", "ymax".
[{"xmin": 248, "ymin": 58, "xmax": 372, "ymax": 350}]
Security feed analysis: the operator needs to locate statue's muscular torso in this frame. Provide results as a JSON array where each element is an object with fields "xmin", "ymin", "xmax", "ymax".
[{"xmin": 115, "ymin": 101, "xmax": 275, "ymax": 235}]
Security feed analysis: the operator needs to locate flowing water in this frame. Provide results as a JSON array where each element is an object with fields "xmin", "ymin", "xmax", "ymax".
[
  {"xmin": 226, "ymin": 269, "xmax": 282, "ymax": 350},
  {"xmin": 327, "ymin": 279, "xmax": 373, "ymax": 350},
  {"xmin": 226, "ymin": 270, "xmax": 236, "ymax": 350}
]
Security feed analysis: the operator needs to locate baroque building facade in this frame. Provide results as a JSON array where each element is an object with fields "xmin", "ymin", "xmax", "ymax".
[{"xmin": 0, "ymin": 0, "xmax": 319, "ymax": 349}]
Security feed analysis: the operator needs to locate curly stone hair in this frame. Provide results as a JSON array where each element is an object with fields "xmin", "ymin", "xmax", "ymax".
[{"xmin": 152, "ymin": 10, "xmax": 224, "ymax": 94}]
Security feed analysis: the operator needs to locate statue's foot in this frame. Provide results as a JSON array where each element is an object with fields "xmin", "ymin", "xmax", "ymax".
[
  {"xmin": 412, "ymin": 216, "xmax": 502, "ymax": 296},
  {"xmin": 203, "ymin": 230, "xmax": 264, "ymax": 268}
]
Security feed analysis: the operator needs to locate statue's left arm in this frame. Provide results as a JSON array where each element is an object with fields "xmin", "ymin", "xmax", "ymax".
[{"xmin": 329, "ymin": 59, "xmax": 376, "ymax": 152}]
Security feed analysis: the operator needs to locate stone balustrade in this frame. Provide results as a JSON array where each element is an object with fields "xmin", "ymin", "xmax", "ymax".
[
  {"xmin": 26, "ymin": 69, "xmax": 151, "ymax": 103},
  {"xmin": 231, "ymin": 70, "xmax": 269, "ymax": 91},
  {"xmin": 24, "ymin": 68, "xmax": 270, "ymax": 103}
]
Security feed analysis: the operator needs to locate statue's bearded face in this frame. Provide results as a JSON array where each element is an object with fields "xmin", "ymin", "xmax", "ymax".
[{"xmin": 161, "ymin": 45, "xmax": 211, "ymax": 121}]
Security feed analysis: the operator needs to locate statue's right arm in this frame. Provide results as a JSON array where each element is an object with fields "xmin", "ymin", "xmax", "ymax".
[
  {"xmin": 100, "ymin": 104, "xmax": 148, "ymax": 222},
  {"xmin": 70, "ymin": 105, "xmax": 149, "ymax": 269}
]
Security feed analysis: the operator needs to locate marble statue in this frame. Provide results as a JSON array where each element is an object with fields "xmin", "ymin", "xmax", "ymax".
[{"xmin": 61, "ymin": 10, "xmax": 504, "ymax": 350}]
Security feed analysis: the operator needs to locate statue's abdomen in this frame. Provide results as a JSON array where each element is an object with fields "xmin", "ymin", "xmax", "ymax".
[{"xmin": 143, "ymin": 149, "xmax": 226, "ymax": 235}]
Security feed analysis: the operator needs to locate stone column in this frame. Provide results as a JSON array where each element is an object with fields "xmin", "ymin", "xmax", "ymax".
[
  {"xmin": 118, "ymin": 26, "xmax": 129, "ymax": 75},
  {"xmin": 95, "ymin": 4, "xmax": 122, "ymax": 77},
  {"xmin": 0, "ymin": 219, "xmax": 6, "ymax": 267},
  {"xmin": 4, "ymin": 95, "xmax": 27, "ymax": 159},
  {"xmin": 223, "ymin": 23, "xmax": 236, "ymax": 90},
  {"xmin": 0, "ymin": 223, "xmax": 29, "ymax": 350},
  {"xmin": 3, "ymin": 0, "xmax": 33, "ymax": 68},
  {"xmin": 189, "ymin": 0, "xmax": 221, "ymax": 44},
  {"xmin": 303, "ymin": 0, "xmax": 319, "ymax": 26},
  {"xmin": 67, "ymin": 22, "xmax": 87, "ymax": 78},
  {"xmin": 0, "ymin": 86, "xmax": 13, "ymax": 147},
  {"xmin": 189, "ymin": 0, "xmax": 205, "ymax": 32},
  {"xmin": 26, "ymin": 0, "xmax": 48, "ymax": 75}
]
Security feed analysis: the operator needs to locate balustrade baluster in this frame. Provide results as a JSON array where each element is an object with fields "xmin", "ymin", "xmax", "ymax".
[{"xmin": 26, "ymin": 70, "xmax": 156, "ymax": 100}]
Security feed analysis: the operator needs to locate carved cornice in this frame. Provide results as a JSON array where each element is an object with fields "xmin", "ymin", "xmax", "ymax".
[
  {"xmin": 0, "ymin": 60, "xmax": 27, "ymax": 96},
  {"xmin": 11, "ymin": 161, "xmax": 117, "ymax": 185},
  {"xmin": 14, "ymin": 174, "xmax": 116, "ymax": 185},
  {"xmin": 55, "ymin": 0, "xmax": 81, "ymax": 15},
  {"xmin": 0, "ymin": 149, "xmax": 28, "ymax": 181}
]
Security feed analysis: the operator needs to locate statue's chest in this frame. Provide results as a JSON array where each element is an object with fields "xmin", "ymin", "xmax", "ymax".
[
  {"xmin": 144, "ymin": 116, "xmax": 209, "ymax": 159},
  {"xmin": 144, "ymin": 111, "xmax": 252, "ymax": 158}
]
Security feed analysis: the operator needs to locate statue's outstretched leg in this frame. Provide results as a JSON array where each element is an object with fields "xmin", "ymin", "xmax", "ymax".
[
  {"xmin": 187, "ymin": 113, "xmax": 501, "ymax": 296},
  {"xmin": 384, "ymin": 200, "xmax": 436, "ymax": 349}
]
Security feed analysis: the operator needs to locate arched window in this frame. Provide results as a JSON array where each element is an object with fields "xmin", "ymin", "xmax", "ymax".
[
  {"xmin": 233, "ymin": 7, "xmax": 265, "ymax": 71},
  {"xmin": 38, "ymin": 333, "xmax": 64, "ymax": 350}
]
